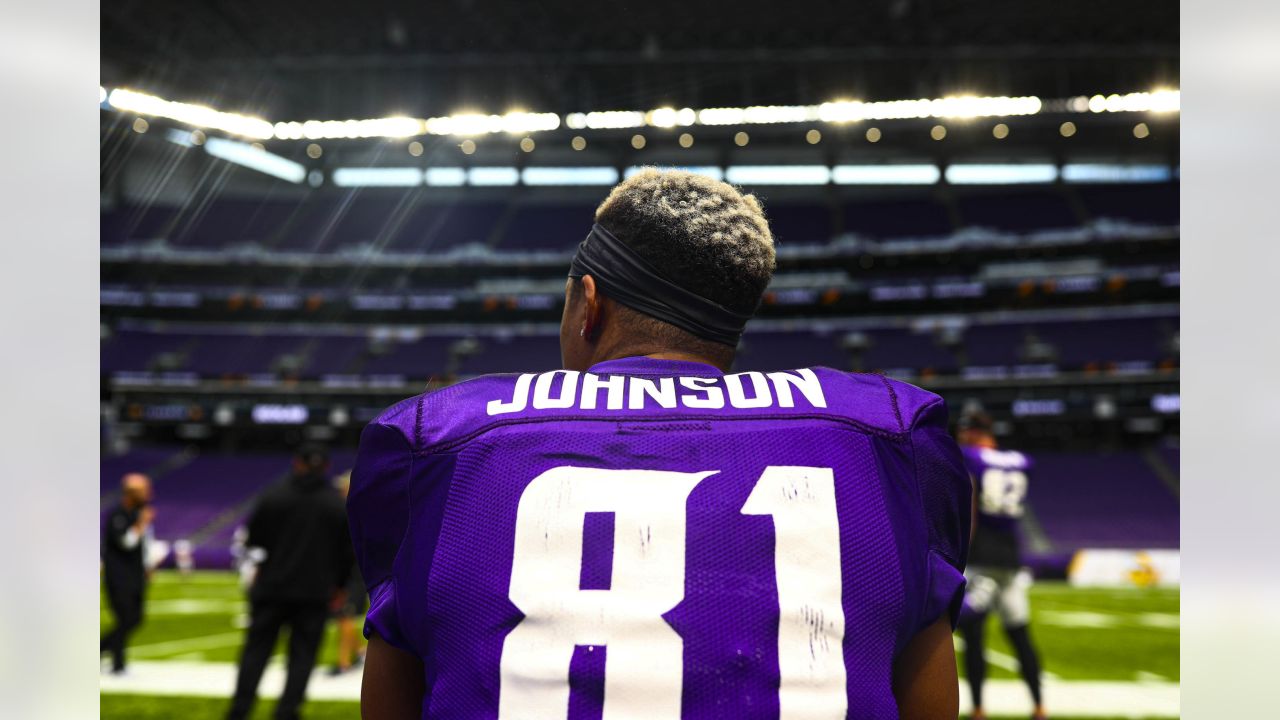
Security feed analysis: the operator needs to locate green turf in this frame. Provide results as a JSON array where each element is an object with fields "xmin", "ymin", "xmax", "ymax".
[
  {"xmin": 962, "ymin": 584, "xmax": 1179, "ymax": 682},
  {"xmin": 101, "ymin": 694, "xmax": 1164, "ymax": 720},
  {"xmin": 102, "ymin": 571, "xmax": 1179, "ymax": 718},
  {"xmin": 102, "ymin": 693, "xmax": 359, "ymax": 720},
  {"xmin": 101, "ymin": 571, "xmax": 365, "ymax": 666}
]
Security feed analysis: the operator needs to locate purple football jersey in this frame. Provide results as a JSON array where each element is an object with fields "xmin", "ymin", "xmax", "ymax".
[
  {"xmin": 961, "ymin": 445, "xmax": 1034, "ymax": 533},
  {"xmin": 348, "ymin": 356, "xmax": 971, "ymax": 719}
]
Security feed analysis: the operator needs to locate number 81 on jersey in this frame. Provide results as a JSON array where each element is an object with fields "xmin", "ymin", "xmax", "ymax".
[{"xmin": 500, "ymin": 465, "xmax": 848, "ymax": 719}]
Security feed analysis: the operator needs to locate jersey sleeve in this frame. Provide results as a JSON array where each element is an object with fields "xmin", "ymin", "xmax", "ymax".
[
  {"xmin": 910, "ymin": 397, "xmax": 973, "ymax": 632},
  {"xmin": 348, "ymin": 420, "xmax": 415, "ymax": 653}
]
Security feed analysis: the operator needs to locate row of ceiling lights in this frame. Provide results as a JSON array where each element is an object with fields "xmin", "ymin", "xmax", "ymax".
[
  {"xmin": 105, "ymin": 86, "xmax": 1179, "ymax": 142},
  {"xmin": 136, "ymin": 118, "xmax": 1158, "ymax": 158}
]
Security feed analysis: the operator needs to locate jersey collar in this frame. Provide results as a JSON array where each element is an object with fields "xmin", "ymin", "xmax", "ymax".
[{"xmin": 587, "ymin": 355, "xmax": 725, "ymax": 377}]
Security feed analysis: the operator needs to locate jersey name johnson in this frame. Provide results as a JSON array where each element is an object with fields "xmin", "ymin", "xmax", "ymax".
[{"xmin": 487, "ymin": 368, "xmax": 827, "ymax": 416}]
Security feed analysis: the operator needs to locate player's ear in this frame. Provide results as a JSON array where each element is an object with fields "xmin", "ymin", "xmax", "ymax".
[{"xmin": 580, "ymin": 274, "xmax": 603, "ymax": 341}]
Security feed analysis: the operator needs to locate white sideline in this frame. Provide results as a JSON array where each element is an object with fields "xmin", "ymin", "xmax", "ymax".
[
  {"xmin": 101, "ymin": 660, "xmax": 1180, "ymax": 717},
  {"xmin": 101, "ymin": 659, "xmax": 362, "ymax": 702}
]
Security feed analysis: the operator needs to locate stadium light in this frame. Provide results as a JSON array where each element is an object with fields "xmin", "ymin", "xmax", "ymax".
[
  {"xmin": 104, "ymin": 86, "xmax": 1177, "ymax": 145},
  {"xmin": 331, "ymin": 167, "xmax": 425, "ymax": 187},
  {"xmin": 1061, "ymin": 164, "xmax": 1173, "ymax": 183},
  {"xmin": 521, "ymin": 167, "xmax": 620, "ymax": 186},
  {"xmin": 107, "ymin": 88, "xmax": 274, "ymax": 140},
  {"xmin": 832, "ymin": 164, "xmax": 941, "ymax": 185},
  {"xmin": 725, "ymin": 165, "xmax": 831, "ymax": 185},
  {"xmin": 163, "ymin": 128, "xmax": 196, "ymax": 148},
  {"xmin": 424, "ymin": 111, "xmax": 561, "ymax": 136},
  {"xmin": 1084, "ymin": 90, "xmax": 1180, "ymax": 114},
  {"xmin": 203, "ymin": 137, "xmax": 306, "ymax": 183},
  {"xmin": 425, "ymin": 168, "xmax": 467, "ymax": 186},
  {"xmin": 580, "ymin": 110, "xmax": 647, "ymax": 130},
  {"xmin": 817, "ymin": 95, "xmax": 1041, "ymax": 123},
  {"xmin": 646, "ymin": 107, "xmax": 696, "ymax": 128},
  {"xmin": 697, "ymin": 105, "xmax": 817, "ymax": 126},
  {"xmin": 945, "ymin": 164, "xmax": 1058, "ymax": 184},
  {"xmin": 468, "ymin": 167, "xmax": 520, "ymax": 186},
  {"xmin": 292, "ymin": 117, "xmax": 424, "ymax": 140}
]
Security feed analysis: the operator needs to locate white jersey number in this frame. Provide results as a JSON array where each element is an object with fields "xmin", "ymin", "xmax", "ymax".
[
  {"xmin": 500, "ymin": 465, "xmax": 847, "ymax": 719},
  {"xmin": 978, "ymin": 468, "xmax": 1028, "ymax": 518}
]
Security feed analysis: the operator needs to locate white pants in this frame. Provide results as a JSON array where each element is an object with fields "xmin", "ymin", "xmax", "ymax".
[{"xmin": 964, "ymin": 566, "xmax": 1033, "ymax": 627}]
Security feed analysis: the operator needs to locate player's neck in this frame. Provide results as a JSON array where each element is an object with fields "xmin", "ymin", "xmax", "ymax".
[
  {"xmin": 640, "ymin": 349, "xmax": 730, "ymax": 371},
  {"xmin": 591, "ymin": 339, "xmax": 731, "ymax": 373}
]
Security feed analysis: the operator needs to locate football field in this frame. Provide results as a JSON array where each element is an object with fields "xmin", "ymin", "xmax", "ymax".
[{"xmin": 101, "ymin": 571, "xmax": 1178, "ymax": 719}]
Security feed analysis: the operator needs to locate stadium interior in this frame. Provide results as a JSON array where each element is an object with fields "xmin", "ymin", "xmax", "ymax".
[{"xmin": 100, "ymin": 2, "xmax": 1179, "ymax": 717}]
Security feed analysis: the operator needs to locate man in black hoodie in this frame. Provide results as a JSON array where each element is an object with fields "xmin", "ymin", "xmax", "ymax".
[
  {"xmin": 227, "ymin": 444, "xmax": 353, "ymax": 720},
  {"xmin": 101, "ymin": 472, "xmax": 154, "ymax": 674}
]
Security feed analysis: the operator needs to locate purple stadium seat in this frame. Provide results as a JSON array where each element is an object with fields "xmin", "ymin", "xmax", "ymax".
[
  {"xmin": 460, "ymin": 336, "xmax": 561, "ymax": 375},
  {"xmin": 1029, "ymin": 450, "xmax": 1179, "ymax": 549},
  {"xmin": 861, "ymin": 327, "xmax": 958, "ymax": 373},
  {"xmin": 499, "ymin": 204, "xmax": 595, "ymax": 251},
  {"xmin": 736, "ymin": 331, "xmax": 847, "ymax": 371},
  {"xmin": 1077, "ymin": 182, "xmax": 1179, "ymax": 226},
  {"xmin": 362, "ymin": 336, "xmax": 454, "ymax": 378},
  {"xmin": 963, "ymin": 323, "xmax": 1029, "ymax": 366},
  {"xmin": 182, "ymin": 334, "xmax": 303, "ymax": 376},
  {"xmin": 303, "ymin": 335, "xmax": 368, "ymax": 377},
  {"xmin": 100, "ymin": 447, "xmax": 182, "ymax": 498},
  {"xmin": 957, "ymin": 189, "xmax": 1078, "ymax": 232},
  {"xmin": 843, "ymin": 194, "xmax": 953, "ymax": 239},
  {"xmin": 101, "ymin": 329, "xmax": 192, "ymax": 373},
  {"xmin": 765, "ymin": 203, "xmax": 834, "ymax": 246}
]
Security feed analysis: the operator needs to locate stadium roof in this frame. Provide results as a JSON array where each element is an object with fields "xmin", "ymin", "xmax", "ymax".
[{"xmin": 101, "ymin": 0, "xmax": 1178, "ymax": 120}]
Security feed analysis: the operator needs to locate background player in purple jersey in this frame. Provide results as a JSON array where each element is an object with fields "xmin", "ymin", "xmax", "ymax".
[
  {"xmin": 955, "ymin": 410, "xmax": 1046, "ymax": 720},
  {"xmin": 349, "ymin": 168, "xmax": 972, "ymax": 719}
]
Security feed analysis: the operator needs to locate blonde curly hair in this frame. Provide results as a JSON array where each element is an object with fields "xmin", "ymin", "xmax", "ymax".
[{"xmin": 594, "ymin": 168, "xmax": 777, "ymax": 315}]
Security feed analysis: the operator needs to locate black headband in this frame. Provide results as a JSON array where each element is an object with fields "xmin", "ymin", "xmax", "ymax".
[{"xmin": 568, "ymin": 223, "xmax": 755, "ymax": 346}]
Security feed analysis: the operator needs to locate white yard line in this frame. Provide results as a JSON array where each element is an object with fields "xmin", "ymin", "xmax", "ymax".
[
  {"xmin": 101, "ymin": 660, "xmax": 361, "ymax": 701},
  {"xmin": 127, "ymin": 631, "xmax": 247, "ymax": 658},
  {"xmin": 1037, "ymin": 610, "xmax": 1179, "ymax": 630},
  {"xmin": 134, "ymin": 599, "xmax": 246, "ymax": 616},
  {"xmin": 954, "ymin": 636, "xmax": 1061, "ymax": 680},
  {"xmin": 101, "ymin": 661, "xmax": 1179, "ymax": 716}
]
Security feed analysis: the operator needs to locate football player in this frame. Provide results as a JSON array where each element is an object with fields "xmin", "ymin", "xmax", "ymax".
[
  {"xmin": 348, "ymin": 168, "xmax": 972, "ymax": 719},
  {"xmin": 955, "ymin": 410, "xmax": 1046, "ymax": 720}
]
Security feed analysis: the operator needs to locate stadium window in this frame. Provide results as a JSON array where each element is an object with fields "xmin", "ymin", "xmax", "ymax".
[{"xmin": 832, "ymin": 164, "xmax": 940, "ymax": 185}]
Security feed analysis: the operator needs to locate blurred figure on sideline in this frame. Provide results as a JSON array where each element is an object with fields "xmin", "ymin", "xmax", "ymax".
[
  {"xmin": 173, "ymin": 539, "xmax": 195, "ymax": 575},
  {"xmin": 955, "ymin": 410, "xmax": 1047, "ymax": 720},
  {"xmin": 101, "ymin": 472, "xmax": 154, "ymax": 674},
  {"xmin": 328, "ymin": 470, "xmax": 367, "ymax": 676},
  {"xmin": 227, "ymin": 445, "xmax": 353, "ymax": 720}
]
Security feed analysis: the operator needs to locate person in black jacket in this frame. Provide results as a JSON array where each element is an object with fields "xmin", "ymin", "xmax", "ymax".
[
  {"xmin": 101, "ymin": 473, "xmax": 154, "ymax": 674},
  {"xmin": 227, "ymin": 445, "xmax": 353, "ymax": 720}
]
